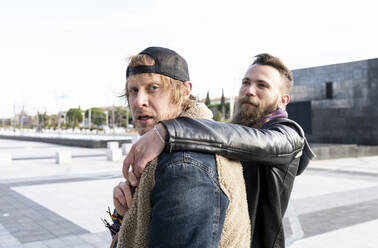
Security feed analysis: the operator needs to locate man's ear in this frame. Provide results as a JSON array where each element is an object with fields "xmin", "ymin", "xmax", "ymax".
[
  {"xmin": 278, "ymin": 94, "xmax": 290, "ymax": 109},
  {"xmin": 183, "ymin": 81, "xmax": 192, "ymax": 96}
]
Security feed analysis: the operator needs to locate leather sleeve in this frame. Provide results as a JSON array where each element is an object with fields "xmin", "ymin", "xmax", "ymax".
[{"xmin": 160, "ymin": 117, "xmax": 305, "ymax": 166}]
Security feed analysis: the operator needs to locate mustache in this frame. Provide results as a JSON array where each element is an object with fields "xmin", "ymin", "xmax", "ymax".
[
  {"xmin": 237, "ymin": 96, "xmax": 259, "ymax": 107},
  {"xmin": 132, "ymin": 108, "xmax": 154, "ymax": 116}
]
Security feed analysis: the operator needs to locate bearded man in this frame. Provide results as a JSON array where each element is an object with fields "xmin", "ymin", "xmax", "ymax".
[
  {"xmin": 122, "ymin": 53, "xmax": 315, "ymax": 248},
  {"xmin": 109, "ymin": 46, "xmax": 251, "ymax": 248}
]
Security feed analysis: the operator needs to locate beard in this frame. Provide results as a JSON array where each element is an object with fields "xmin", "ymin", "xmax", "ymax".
[{"xmin": 232, "ymin": 96, "xmax": 279, "ymax": 127}]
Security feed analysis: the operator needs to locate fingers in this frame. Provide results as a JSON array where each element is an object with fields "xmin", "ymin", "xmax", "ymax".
[
  {"xmin": 113, "ymin": 183, "xmax": 127, "ymax": 216},
  {"xmin": 123, "ymin": 151, "xmax": 134, "ymax": 180},
  {"xmin": 127, "ymin": 143, "xmax": 144, "ymax": 180},
  {"xmin": 113, "ymin": 181, "xmax": 135, "ymax": 215},
  {"xmin": 121, "ymin": 181, "xmax": 133, "ymax": 209},
  {"xmin": 113, "ymin": 182, "xmax": 126, "ymax": 206},
  {"xmin": 134, "ymin": 157, "xmax": 149, "ymax": 179},
  {"xmin": 131, "ymin": 144, "xmax": 142, "ymax": 178},
  {"xmin": 128, "ymin": 171, "xmax": 138, "ymax": 187},
  {"xmin": 123, "ymin": 148, "xmax": 138, "ymax": 186},
  {"xmin": 123, "ymin": 128, "xmax": 166, "ymax": 180}
]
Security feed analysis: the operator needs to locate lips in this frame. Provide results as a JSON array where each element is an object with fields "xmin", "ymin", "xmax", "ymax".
[
  {"xmin": 241, "ymin": 101, "xmax": 258, "ymax": 107},
  {"xmin": 135, "ymin": 113, "xmax": 154, "ymax": 127},
  {"xmin": 238, "ymin": 96, "xmax": 258, "ymax": 106},
  {"xmin": 137, "ymin": 115, "xmax": 153, "ymax": 121}
]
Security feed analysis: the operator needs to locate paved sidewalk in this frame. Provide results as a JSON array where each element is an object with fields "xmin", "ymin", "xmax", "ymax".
[
  {"xmin": 0, "ymin": 139, "xmax": 121, "ymax": 248},
  {"xmin": 309, "ymin": 155, "xmax": 378, "ymax": 175},
  {"xmin": 286, "ymin": 155, "xmax": 378, "ymax": 247},
  {"xmin": 1, "ymin": 139, "xmax": 378, "ymax": 247}
]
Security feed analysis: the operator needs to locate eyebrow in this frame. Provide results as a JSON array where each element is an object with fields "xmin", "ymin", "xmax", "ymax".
[
  {"xmin": 242, "ymin": 77, "xmax": 271, "ymax": 87},
  {"xmin": 150, "ymin": 80, "xmax": 163, "ymax": 85},
  {"xmin": 256, "ymin": 79, "xmax": 268, "ymax": 84}
]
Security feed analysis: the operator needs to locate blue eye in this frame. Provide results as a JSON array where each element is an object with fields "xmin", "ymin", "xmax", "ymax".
[{"xmin": 149, "ymin": 85, "xmax": 159, "ymax": 91}]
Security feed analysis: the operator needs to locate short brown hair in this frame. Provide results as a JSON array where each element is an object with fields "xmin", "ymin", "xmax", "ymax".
[
  {"xmin": 123, "ymin": 54, "xmax": 194, "ymax": 110},
  {"xmin": 252, "ymin": 53, "xmax": 293, "ymax": 93}
]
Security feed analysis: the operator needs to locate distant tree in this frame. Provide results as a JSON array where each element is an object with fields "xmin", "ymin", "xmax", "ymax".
[
  {"xmin": 214, "ymin": 110, "xmax": 222, "ymax": 121},
  {"xmin": 209, "ymin": 102, "xmax": 231, "ymax": 121},
  {"xmin": 66, "ymin": 121, "xmax": 72, "ymax": 129},
  {"xmin": 36, "ymin": 112, "xmax": 50, "ymax": 129},
  {"xmin": 43, "ymin": 113, "xmax": 49, "ymax": 127},
  {"xmin": 37, "ymin": 112, "xmax": 44, "ymax": 126},
  {"xmin": 220, "ymin": 89, "xmax": 225, "ymax": 120},
  {"xmin": 205, "ymin": 91, "xmax": 211, "ymax": 106},
  {"xmin": 50, "ymin": 115, "xmax": 57, "ymax": 128},
  {"xmin": 86, "ymin": 108, "xmax": 106, "ymax": 126},
  {"xmin": 74, "ymin": 119, "xmax": 79, "ymax": 128},
  {"xmin": 115, "ymin": 106, "xmax": 126, "ymax": 127},
  {"xmin": 67, "ymin": 108, "xmax": 83, "ymax": 128},
  {"xmin": 125, "ymin": 107, "xmax": 133, "ymax": 128},
  {"xmin": 60, "ymin": 120, "xmax": 66, "ymax": 129},
  {"xmin": 220, "ymin": 89, "xmax": 225, "ymax": 107}
]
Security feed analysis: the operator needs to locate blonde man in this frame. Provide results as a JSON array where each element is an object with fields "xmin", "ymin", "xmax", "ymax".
[{"xmin": 110, "ymin": 47, "xmax": 250, "ymax": 248}]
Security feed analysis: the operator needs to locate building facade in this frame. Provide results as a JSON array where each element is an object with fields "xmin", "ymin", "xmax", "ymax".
[{"xmin": 287, "ymin": 58, "xmax": 378, "ymax": 145}]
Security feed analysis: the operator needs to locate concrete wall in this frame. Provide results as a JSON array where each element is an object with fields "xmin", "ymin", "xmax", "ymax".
[{"xmin": 291, "ymin": 58, "xmax": 378, "ymax": 145}]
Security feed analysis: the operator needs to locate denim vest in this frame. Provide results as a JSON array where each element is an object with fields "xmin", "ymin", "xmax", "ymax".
[{"xmin": 149, "ymin": 151, "xmax": 229, "ymax": 247}]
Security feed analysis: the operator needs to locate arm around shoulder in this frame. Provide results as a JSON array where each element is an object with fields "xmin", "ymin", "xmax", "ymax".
[{"xmin": 161, "ymin": 117, "xmax": 306, "ymax": 165}]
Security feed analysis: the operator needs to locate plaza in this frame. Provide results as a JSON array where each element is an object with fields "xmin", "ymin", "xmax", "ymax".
[{"xmin": 0, "ymin": 139, "xmax": 378, "ymax": 247}]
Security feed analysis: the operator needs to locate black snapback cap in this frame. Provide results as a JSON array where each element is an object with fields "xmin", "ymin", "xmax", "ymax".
[{"xmin": 126, "ymin": 46, "xmax": 190, "ymax": 82}]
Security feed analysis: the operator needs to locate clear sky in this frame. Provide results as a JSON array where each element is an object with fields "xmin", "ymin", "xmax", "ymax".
[{"xmin": 1, "ymin": 0, "xmax": 377, "ymax": 118}]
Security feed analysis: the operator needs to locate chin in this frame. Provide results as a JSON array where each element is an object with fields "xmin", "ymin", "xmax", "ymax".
[{"xmin": 240, "ymin": 103, "xmax": 253, "ymax": 110}]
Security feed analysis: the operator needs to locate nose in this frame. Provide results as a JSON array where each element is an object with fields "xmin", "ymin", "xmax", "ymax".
[
  {"xmin": 135, "ymin": 90, "xmax": 149, "ymax": 108},
  {"xmin": 244, "ymin": 84, "xmax": 256, "ymax": 97}
]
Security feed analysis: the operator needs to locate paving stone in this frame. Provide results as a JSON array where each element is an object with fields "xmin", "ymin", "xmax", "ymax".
[
  {"xmin": 70, "ymin": 245, "xmax": 94, "ymax": 248},
  {"xmin": 2, "ymin": 245, "xmax": 24, "ymax": 248},
  {"xmin": 23, "ymin": 241, "xmax": 49, "ymax": 248},
  {"xmin": 78, "ymin": 233, "xmax": 103, "ymax": 245},
  {"xmin": 58, "ymin": 235, "xmax": 87, "ymax": 246},
  {"xmin": 20, "ymin": 236, "xmax": 41, "ymax": 244},
  {"xmin": 0, "ymin": 224, "xmax": 21, "ymax": 247},
  {"xmin": 0, "ymin": 186, "xmax": 88, "ymax": 244},
  {"xmin": 298, "ymin": 191, "xmax": 378, "ymax": 238},
  {"xmin": 42, "ymin": 239, "xmax": 67, "ymax": 248},
  {"xmin": 78, "ymin": 232, "xmax": 111, "ymax": 247},
  {"xmin": 49, "ymin": 229, "xmax": 72, "ymax": 237}
]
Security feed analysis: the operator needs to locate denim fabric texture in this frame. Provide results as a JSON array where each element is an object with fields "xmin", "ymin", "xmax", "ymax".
[{"xmin": 149, "ymin": 151, "xmax": 229, "ymax": 248}]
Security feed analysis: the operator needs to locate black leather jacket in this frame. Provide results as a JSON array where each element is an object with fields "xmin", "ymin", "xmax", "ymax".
[{"xmin": 161, "ymin": 117, "xmax": 315, "ymax": 248}]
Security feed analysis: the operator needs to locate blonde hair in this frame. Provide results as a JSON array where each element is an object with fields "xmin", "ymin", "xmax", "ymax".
[{"xmin": 123, "ymin": 54, "xmax": 194, "ymax": 110}]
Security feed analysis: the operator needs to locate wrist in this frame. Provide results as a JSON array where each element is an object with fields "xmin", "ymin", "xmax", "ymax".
[
  {"xmin": 154, "ymin": 123, "xmax": 167, "ymax": 145},
  {"xmin": 112, "ymin": 209, "xmax": 123, "ymax": 224},
  {"xmin": 156, "ymin": 123, "xmax": 167, "ymax": 142}
]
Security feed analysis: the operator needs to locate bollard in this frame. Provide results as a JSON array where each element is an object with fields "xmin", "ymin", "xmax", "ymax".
[
  {"xmin": 0, "ymin": 153, "xmax": 12, "ymax": 167},
  {"xmin": 122, "ymin": 143, "xmax": 133, "ymax": 155},
  {"xmin": 56, "ymin": 151, "xmax": 72, "ymax": 165},
  {"xmin": 107, "ymin": 141, "xmax": 119, "ymax": 150},
  {"xmin": 107, "ymin": 148, "xmax": 123, "ymax": 162}
]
